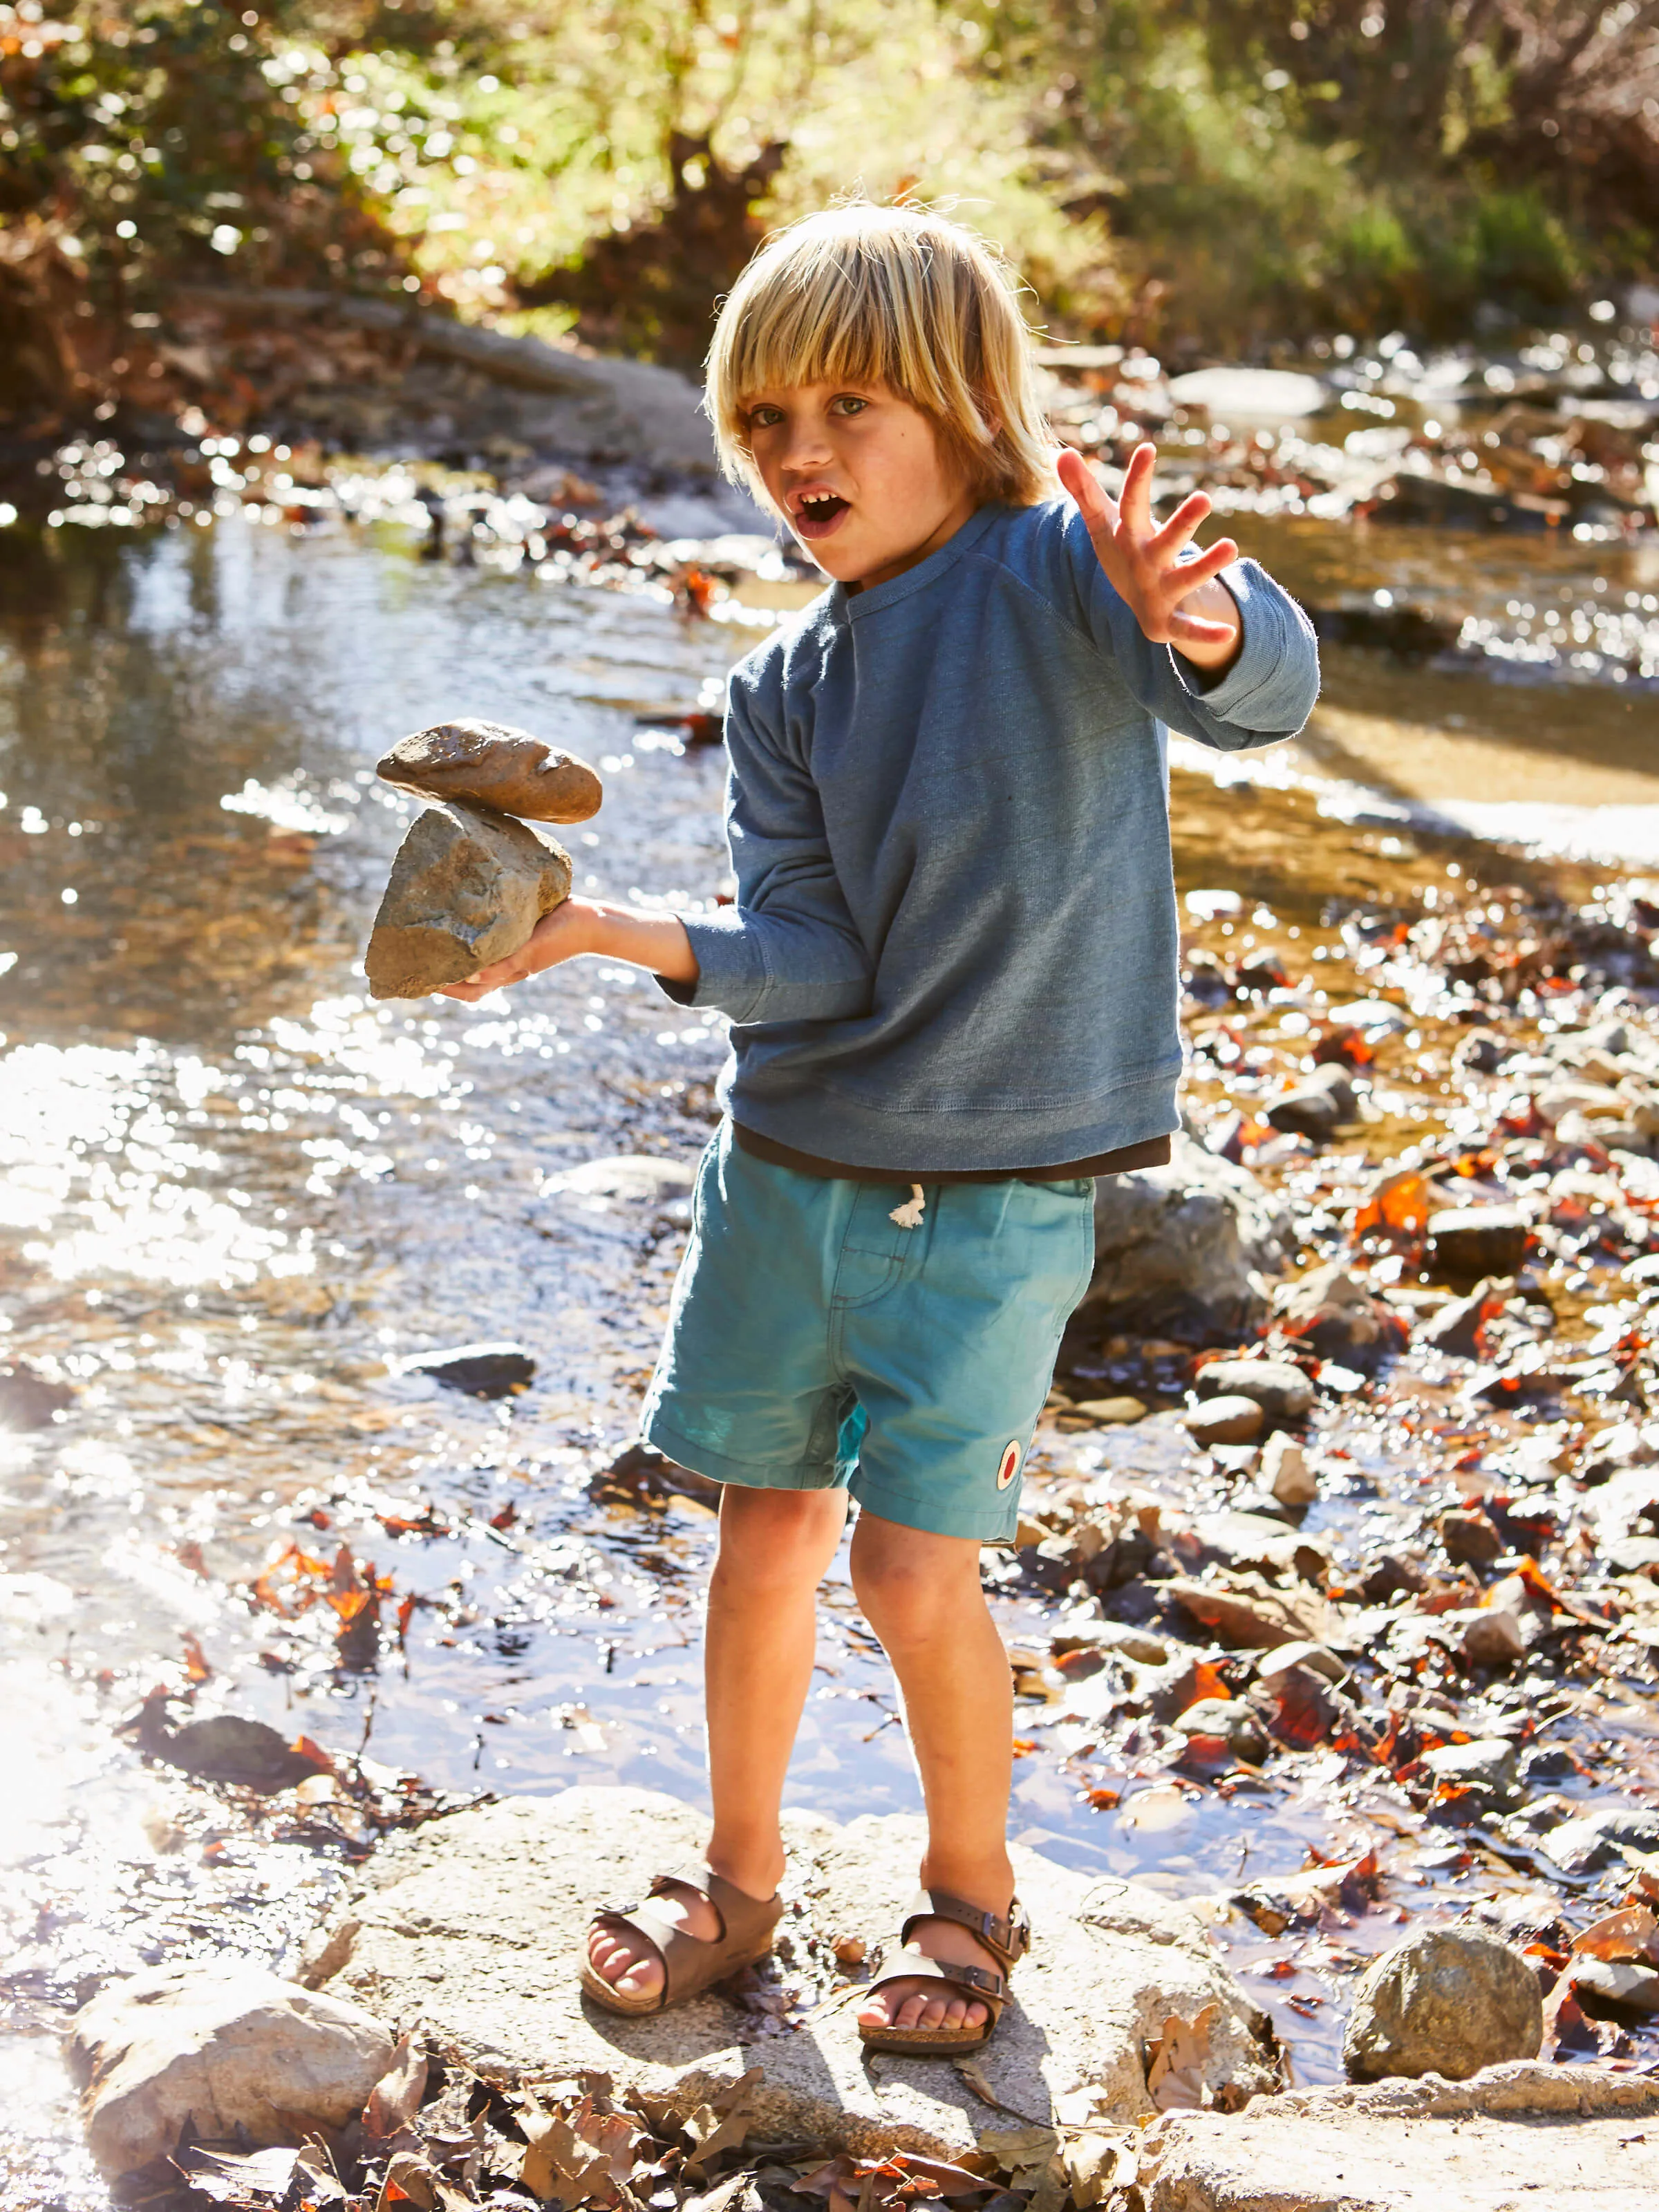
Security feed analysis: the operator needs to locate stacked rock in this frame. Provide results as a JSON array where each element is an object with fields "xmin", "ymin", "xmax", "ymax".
[{"xmin": 364, "ymin": 720, "xmax": 603, "ymax": 1001}]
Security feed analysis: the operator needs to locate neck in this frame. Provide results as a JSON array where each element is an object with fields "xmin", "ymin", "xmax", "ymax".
[{"xmin": 851, "ymin": 489, "xmax": 980, "ymax": 592}]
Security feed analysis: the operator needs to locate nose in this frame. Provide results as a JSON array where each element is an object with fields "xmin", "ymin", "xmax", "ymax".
[{"xmin": 778, "ymin": 409, "xmax": 835, "ymax": 474}]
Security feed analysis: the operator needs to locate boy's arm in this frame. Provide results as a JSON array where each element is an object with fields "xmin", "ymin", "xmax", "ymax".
[
  {"xmin": 1057, "ymin": 444, "xmax": 1320, "ymax": 749},
  {"xmin": 439, "ymin": 671, "xmax": 872, "ymax": 1022}
]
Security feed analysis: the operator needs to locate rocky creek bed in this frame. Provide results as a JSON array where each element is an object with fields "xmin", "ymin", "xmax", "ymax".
[{"xmin": 2, "ymin": 487, "xmax": 1659, "ymax": 2209}]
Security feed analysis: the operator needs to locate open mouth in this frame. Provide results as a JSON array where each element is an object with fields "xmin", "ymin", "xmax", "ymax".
[{"xmin": 793, "ymin": 491, "xmax": 850, "ymax": 539}]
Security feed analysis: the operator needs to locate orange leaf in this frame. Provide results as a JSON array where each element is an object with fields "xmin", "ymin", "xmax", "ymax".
[{"xmin": 181, "ymin": 1634, "xmax": 210, "ymax": 1684}]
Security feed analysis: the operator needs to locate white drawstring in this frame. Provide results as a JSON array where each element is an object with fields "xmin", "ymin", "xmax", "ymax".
[{"xmin": 888, "ymin": 1182, "xmax": 926, "ymax": 1229}]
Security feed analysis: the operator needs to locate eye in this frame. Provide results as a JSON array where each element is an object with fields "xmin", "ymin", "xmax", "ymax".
[
  {"xmin": 830, "ymin": 394, "xmax": 870, "ymax": 417},
  {"xmin": 746, "ymin": 403, "xmax": 785, "ymax": 430}
]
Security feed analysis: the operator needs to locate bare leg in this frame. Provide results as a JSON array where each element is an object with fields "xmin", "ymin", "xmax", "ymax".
[
  {"xmin": 848, "ymin": 1511, "xmax": 1015, "ymax": 2036},
  {"xmin": 587, "ymin": 1483, "xmax": 847, "ymax": 2000}
]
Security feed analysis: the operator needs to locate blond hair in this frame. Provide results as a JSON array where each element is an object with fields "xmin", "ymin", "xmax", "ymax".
[{"xmin": 704, "ymin": 201, "xmax": 1056, "ymax": 509}]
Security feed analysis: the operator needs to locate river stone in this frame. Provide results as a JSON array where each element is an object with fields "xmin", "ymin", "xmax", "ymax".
[
  {"xmin": 1132, "ymin": 2061, "xmax": 1659, "ymax": 2211},
  {"xmin": 1420, "ymin": 1736, "xmax": 1521, "ymax": 1808},
  {"xmin": 1428, "ymin": 1206, "xmax": 1530, "ymax": 1281},
  {"xmin": 66, "ymin": 1962, "xmax": 395, "ymax": 2180},
  {"xmin": 309, "ymin": 1785, "xmax": 1278, "ymax": 2157},
  {"xmin": 1193, "ymin": 1358, "xmax": 1313, "ymax": 1422},
  {"xmin": 1082, "ymin": 1133, "xmax": 1291, "ymax": 1338},
  {"xmin": 1262, "ymin": 1433, "xmax": 1318, "ymax": 1506},
  {"xmin": 1264, "ymin": 1062, "xmax": 1358, "ymax": 1140},
  {"xmin": 1183, "ymin": 1394, "xmax": 1265, "ymax": 1447},
  {"xmin": 1341, "ymin": 1924, "xmax": 1543, "ymax": 2083},
  {"xmin": 365, "ymin": 799, "xmax": 572, "ymax": 1000},
  {"xmin": 377, "ymin": 720, "xmax": 603, "ymax": 823}
]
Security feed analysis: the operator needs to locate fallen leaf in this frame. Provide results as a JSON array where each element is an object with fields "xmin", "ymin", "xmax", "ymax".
[
  {"xmin": 364, "ymin": 2032, "xmax": 430, "ymax": 2141},
  {"xmin": 1145, "ymin": 2002, "xmax": 1217, "ymax": 2112},
  {"xmin": 1571, "ymin": 1904, "xmax": 1659, "ymax": 1965}
]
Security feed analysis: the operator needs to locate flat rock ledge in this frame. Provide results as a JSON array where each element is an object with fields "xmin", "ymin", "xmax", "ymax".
[
  {"xmin": 306, "ymin": 1785, "xmax": 1279, "ymax": 2158},
  {"xmin": 1132, "ymin": 2061, "xmax": 1659, "ymax": 2210}
]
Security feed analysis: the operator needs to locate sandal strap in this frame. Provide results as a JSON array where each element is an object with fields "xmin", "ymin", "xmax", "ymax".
[
  {"xmin": 869, "ymin": 1955, "xmax": 1009, "ymax": 2004},
  {"xmin": 899, "ymin": 1889, "xmax": 1031, "ymax": 1970},
  {"xmin": 591, "ymin": 1866, "xmax": 782, "ymax": 2009}
]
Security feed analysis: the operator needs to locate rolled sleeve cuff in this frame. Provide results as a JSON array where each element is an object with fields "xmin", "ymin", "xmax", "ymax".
[
  {"xmin": 658, "ymin": 908, "xmax": 769, "ymax": 1020},
  {"xmin": 1170, "ymin": 559, "xmax": 1302, "ymax": 728}
]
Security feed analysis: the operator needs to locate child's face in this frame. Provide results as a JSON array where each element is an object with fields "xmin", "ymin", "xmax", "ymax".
[{"xmin": 741, "ymin": 381, "xmax": 978, "ymax": 589}]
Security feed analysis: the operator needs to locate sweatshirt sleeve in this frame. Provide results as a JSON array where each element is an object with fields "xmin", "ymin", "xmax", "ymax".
[
  {"xmin": 661, "ymin": 666, "xmax": 874, "ymax": 1024},
  {"xmin": 1065, "ymin": 507, "xmax": 1320, "ymax": 751}
]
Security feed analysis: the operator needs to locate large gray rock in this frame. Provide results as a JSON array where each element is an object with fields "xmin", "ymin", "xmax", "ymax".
[
  {"xmin": 66, "ymin": 1963, "xmax": 395, "ymax": 2180},
  {"xmin": 310, "ymin": 1785, "xmax": 1279, "ymax": 2157},
  {"xmin": 1085, "ymin": 1134, "xmax": 1291, "ymax": 1337},
  {"xmin": 365, "ymin": 798, "xmax": 572, "ymax": 1000},
  {"xmin": 1133, "ymin": 2061, "xmax": 1659, "ymax": 2210},
  {"xmin": 1342, "ymin": 1925, "xmax": 1543, "ymax": 2083},
  {"xmin": 377, "ymin": 720, "xmax": 603, "ymax": 824}
]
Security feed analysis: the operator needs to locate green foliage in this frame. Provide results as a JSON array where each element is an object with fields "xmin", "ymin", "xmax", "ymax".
[{"xmin": 0, "ymin": 0, "xmax": 1653, "ymax": 413}]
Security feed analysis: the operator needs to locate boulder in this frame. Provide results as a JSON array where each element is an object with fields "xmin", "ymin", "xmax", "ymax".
[
  {"xmin": 1341, "ymin": 1925, "xmax": 1543, "ymax": 2083},
  {"xmin": 1194, "ymin": 1359, "xmax": 1313, "ymax": 1422},
  {"xmin": 1132, "ymin": 2062, "xmax": 1659, "ymax": 2211},
  {"xmin": 1182, "ymin": 1395, "xmax": 1264, "ymax": 1447},
  {"xmin": 66, "ymin": 1963, "xmax": 395, "ymax": 2181},
  {"xmin": 310, "ymin": 1786, "xmax": 1279, "ymax": 2157},
  {"xmin": 1082, "ymin": 1133, "xmax": 1291, "ymax": 1339},
  {"xmin": 365, "ymin": 799, "xmax": 572, "ymax": 1000},
  {"xmin": 1428, "ymin": 1206, "xmax": 1530, "ymax": 1281},
  {"xmin": 377, "ymin": 720, "xmax": 603, "ymax": 823}
]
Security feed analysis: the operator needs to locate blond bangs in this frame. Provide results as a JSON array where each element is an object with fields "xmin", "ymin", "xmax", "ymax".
[{"xmin": 705, "ymin": 203, "xmax": 1057, "ymax": 509}]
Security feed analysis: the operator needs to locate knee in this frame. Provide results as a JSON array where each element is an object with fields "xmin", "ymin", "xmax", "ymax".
[
  {"xmin": 850, "ymin": 1541, "xmax": 962, "ymax": 1649},
  {"xmin": 711, "ymin": 1488, "xmax": 843, "ymax": 1602}
]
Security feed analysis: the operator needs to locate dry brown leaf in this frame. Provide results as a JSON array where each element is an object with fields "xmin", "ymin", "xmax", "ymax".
[
  {"xmin": 1571, "ymin": 1904, "xmax": 1659, "ymax": 1964},
  {"xmin": 363, "ymin": 2032, "xmax": 429, "ymax": 2142},
  {"xmin": 1145, "ymin": 2001, "xmax": 1217, "ymax": 2112}
]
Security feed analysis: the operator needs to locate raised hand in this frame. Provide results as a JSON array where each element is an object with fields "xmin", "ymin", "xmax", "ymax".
[{"xmin": 1056, "ymin": 442, "xmax": 1242, "ymax": 671}]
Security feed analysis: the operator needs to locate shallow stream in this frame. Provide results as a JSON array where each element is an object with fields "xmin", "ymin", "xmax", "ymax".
[{"xmin": 1, "ymin": 499, "xmax": 1656, "ymax": 2204}]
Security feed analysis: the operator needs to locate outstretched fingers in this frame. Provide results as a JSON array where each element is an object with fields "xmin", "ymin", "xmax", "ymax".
[
  {"xmin": 1169, "ymin": 536, "xmax": 1238, "ymax": 597},
  {"xmin": 1150, "ymin": 487, "xmax": 1214, "ymax": 559},
  {"xmin": 1055, "ymin": 444, "xmax": 1118, "ymax": 532},
  {"xmin": 1115, "ymin": 440, "xmax": 1159, "ymax": 536}
]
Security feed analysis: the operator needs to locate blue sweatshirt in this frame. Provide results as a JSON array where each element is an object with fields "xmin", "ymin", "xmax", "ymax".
[{"xmin": 669, "ymin": 496, "xmax": 1319, "ymax": 1173}]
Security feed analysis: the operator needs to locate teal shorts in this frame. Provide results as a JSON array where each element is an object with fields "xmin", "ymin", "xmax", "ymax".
[{"xmin": 639, "ymin": 1122, "xmax": 1097, "ymax": 1543}]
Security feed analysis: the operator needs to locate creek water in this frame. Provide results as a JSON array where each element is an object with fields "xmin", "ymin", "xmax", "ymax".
[{"xmin": 0, "ymin": 502, "xmax": 1654, "ymax": 2203}]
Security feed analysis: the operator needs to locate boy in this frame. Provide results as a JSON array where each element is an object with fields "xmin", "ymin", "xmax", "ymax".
[{"xmin": 441, "ymin": 202, "xmax": 1318, "ymax": 2054}]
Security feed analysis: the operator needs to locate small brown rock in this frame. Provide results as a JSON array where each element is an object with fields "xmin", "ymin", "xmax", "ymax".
[
  {"xmin": 1427, "ymin": 1206, "xmax": 1530, "ymax": 1281},
  {"xmin": 1438, "ymin": 1507, "xmax": 1503, "ymax": 1568},
  {"xmin": 378, "ymin": 719, "xmax": 603, "ymax": 823},
  {"xmin": 1262, "ymin": 1433, "xmax": 1317, "ymax": 1506},
  {"xmin": 1182, "ymin": 1394, "xmax": 1265, "ymax": 1447},
  {"xmin": 1451, "ymin": 1606, "xmax": 1526, "ymax": 1667}
]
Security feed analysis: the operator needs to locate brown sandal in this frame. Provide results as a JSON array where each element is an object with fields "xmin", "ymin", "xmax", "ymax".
[
  {"xmin": 857, "ymin": 1888, "xmax": 1031, "ymax": 2056},
  {"xmin": 580, "ymin": 1864, "xmax": 783, "ymax": 2018}
]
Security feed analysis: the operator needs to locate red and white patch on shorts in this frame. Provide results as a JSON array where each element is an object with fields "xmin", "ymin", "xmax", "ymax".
[{"xmin": 995, "ymin": 1438, "xmax": 1022, "ymax": 1491}]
